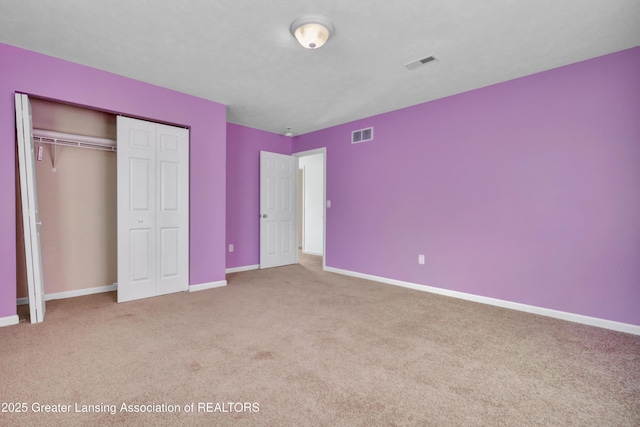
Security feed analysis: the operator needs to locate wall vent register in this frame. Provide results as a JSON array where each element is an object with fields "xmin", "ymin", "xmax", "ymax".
[{"xmin": 352, "ymin": 127, "xmax": 374, "ymax": 144}]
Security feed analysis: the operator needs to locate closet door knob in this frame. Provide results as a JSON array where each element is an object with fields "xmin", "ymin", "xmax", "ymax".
[{"xmin": 138, "ymin": 219, "xmax": 143, "ymax": 223}]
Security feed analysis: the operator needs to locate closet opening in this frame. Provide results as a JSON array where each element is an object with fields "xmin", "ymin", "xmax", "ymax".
[{"xmin": 16, "ymin": 97, "xmax": 118, "ymax": 322}]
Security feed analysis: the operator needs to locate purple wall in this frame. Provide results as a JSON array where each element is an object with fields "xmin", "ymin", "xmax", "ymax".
[
  {"xmin": 292, "ymin": 47, "xmax": 640, "ymax": 326},
  {"xmin": 226, "ymin": 123, "xmax": 291, "ymax": 269},
  {"xmin": 0, "ymin": 43, "xmax": 227, "ymax": 319},
  {"xmin": 4, "ymin": 43, "xmax": 639, "ymax": 327}
]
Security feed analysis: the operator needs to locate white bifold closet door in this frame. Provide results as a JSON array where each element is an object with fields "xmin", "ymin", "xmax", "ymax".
[
  {"xmin": 117, "ymin": 116, "xmax": 189, "ymax": 302},
  {"xmin": 15, "ymin": 93, "xmax": 46, "ymax": 323}
]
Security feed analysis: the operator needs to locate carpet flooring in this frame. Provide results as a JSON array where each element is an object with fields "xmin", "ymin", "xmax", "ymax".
[{"xmin": 1, "ymin": 253, "xmax": 639, "ymax": 426}]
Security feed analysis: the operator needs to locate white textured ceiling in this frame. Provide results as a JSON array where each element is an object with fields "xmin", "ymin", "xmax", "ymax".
[{"xmin": 1, "ymin": 0, "xmax": 639, "ymax": 135}]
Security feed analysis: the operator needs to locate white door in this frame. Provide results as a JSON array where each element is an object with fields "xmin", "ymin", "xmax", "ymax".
[
  {"xmin": 260, "ymin": 151, "xmax": 298, "ymax": 269},
  {"xmin": 15, "ymin": 93, "xmax": 46, "ymax": 323},
  {"xmin": 117, "ymin": 117, "xmax": 189, "ymax": 302},
  {"xmin": 155, "ymin": 123, "xmax": 189, "ymax": 297}
]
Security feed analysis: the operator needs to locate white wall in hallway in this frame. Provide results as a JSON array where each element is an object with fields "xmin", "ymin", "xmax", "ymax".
[{"xmin": 299, "ymin": 153, "xmax": 324, "ymax": 255}]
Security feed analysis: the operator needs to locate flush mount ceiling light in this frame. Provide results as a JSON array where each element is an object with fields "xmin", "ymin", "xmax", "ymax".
[{"xmin": 290, "ymin": 15, "xmax": 334, "ymax": 49}]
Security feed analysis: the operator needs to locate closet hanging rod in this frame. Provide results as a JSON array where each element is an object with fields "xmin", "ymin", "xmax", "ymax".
[{"xmin": 32, "ymin": 128, "xmax": 117, "ymax": 152}]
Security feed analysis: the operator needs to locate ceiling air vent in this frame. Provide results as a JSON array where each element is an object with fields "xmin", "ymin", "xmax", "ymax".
[
  {"xmin": 352, "ymin": 127, "xmax": 373, "ymax": 144},
  {"xmin": 404, "ymin": 55, "xmax": 437, "ymax": 71}
]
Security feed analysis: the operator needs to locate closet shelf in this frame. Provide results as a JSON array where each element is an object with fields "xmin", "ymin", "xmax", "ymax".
[{"xmin": 32, "ymin": 128, "xmax": 116, "ymax": 152}]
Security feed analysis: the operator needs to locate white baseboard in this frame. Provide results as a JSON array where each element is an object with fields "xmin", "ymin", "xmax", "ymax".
[
  {"xmin": 302, "ymin": 250, "xmax": 323, "ymax": 256},
  {"xmin": 325, "ymin": 266, "xmax": 640, "ymax": 336},
  {"xmin": 17, "ymin": 284, "xmax": 118, "ymax": 305},
  {"xmin": 0, "ymin": 315, "xmax": 19, "ymax": 327},
  {"xmin": 189, "ymin": 280, "xmax": 227, "ymax": 292},
  {"xmin": 225, "ymin": 264, "xmax": 259, "ymax": 274}
]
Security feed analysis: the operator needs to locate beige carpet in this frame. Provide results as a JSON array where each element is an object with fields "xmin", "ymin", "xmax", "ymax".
[{"xmin": 1, "ymin": 253, "xmax": 639, "ymax": 426}]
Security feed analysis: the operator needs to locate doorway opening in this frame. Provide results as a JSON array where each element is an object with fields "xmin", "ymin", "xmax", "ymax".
[
  {"xmin": 293, "ymin": 148, "xmax": 326, "ymax": 270},
  {"xmin": 258, "ymin": 148, "xmax": 326, "ymax": 271}
]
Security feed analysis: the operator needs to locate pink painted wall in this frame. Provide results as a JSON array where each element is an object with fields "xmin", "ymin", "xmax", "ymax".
[
  {"xmin": 226, "ymin": 123, "xmax": 291, "ymax": 269},
  {"xmin": 0, "ymin": 43, "xmax": 227, "ymax": 319},
  {"xmin": 292, "ymin": 47, "xmax": 640, "ymax": 326}
]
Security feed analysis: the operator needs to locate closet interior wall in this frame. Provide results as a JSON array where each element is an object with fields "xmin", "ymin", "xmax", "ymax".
[{"xmin": 16, "ymin": 98, "xmax": 117, "ymax": 299}]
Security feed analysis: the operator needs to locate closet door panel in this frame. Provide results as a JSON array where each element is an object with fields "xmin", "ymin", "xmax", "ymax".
[
  {"xmin": 130, "ymin": 228, "xmax": 153, "ymax": 282},
  {"xmin": 130, "ymin": 158, "xmax": 152, "ymax": 210},
  {"xmin": 118, "ymin": 117, "xmax": 189, "ymax": 301},
  {"xmin": 117, "ymin": 117, "xmax": 157, "ymax": 302},
  {"xmin": 15, "ymin": 93, "xmax": 46, "ymax": 322},
  {"xmin": 160, "ymin": 161, "xmax": 179, "ymax": 211},
  {"xmin": 155, "ymin": 124, "xmax": 189, "ymax": 296},
  {"xmin": 159, "ymin": 227, "xmax": 179, "ymax": 278}
]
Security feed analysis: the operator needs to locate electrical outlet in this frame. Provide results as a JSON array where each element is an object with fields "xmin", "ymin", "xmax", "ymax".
[
  {"xmin": 229, "ymin": 244, "xmax": 234, "ymax": 253},
  {"xmin": 418, "ymin": 254, "xmax": 425, "ymax": 265}
]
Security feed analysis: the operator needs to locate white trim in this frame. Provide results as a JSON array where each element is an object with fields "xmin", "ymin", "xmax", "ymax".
[
  {"xmin": 189, "ymin": 280, "xmax": 227, "ymax": 292},
  {"xmin": 226, "ymin": 264, "xmax": 260, "ymax": 274},
  {"xmin": 0, "ymin": 315, "xmax": 19, "ymax": 327},
  {"xmin": 47, "ymin": 284, "xmax": 117, "ymax": 301},
  {"xmin": 302, "ymin": 250, "xmax": 323, "ymax": 256},
  {"xmin": 325, "ymin": 266, "xmax": 640, "ymax": 336},
  {"xmin": 17, "ymin": 284, "xmax": 117, "ymax": 305},
  {"xmin": 292, "ymin": 147, "xmax": 327, "ymax": 271},
  {"xmin": 300, "ymin": 165, "xmax": 305, "ymax": 251}
]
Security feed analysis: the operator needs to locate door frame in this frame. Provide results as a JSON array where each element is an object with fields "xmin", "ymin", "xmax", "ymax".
[{"xmin": 292, "ymin": 147, "xmax": 327, "ymax": 271}]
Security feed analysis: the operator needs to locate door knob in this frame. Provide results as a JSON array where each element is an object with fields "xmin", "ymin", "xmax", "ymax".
[
  {"xmin": 261, "ymin": 213, "xmax": 268, "ymax": 218},
  {"xmin": 138, "ymin": 219, "xmax": 144, "ymax": 223}
]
